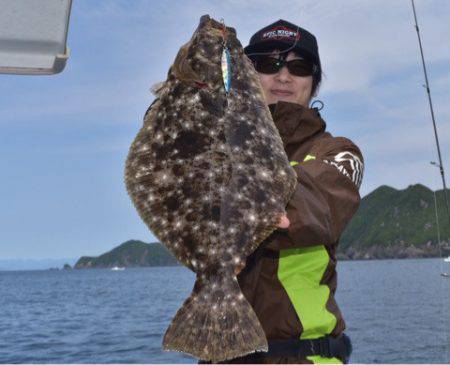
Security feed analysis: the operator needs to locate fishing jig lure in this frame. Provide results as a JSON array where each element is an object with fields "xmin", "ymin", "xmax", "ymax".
[{"xmin": 220, "ymin": 19, "xmax": 231, "ymax": 94}]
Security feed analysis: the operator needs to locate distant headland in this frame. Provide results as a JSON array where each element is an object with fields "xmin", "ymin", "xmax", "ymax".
[
  {"xmin": 74, "ymin": 240, "xmax": 178, "ymax": 269},
  {"xmin": 70, "ymin": 183, "xmax": 450, "ymax": 269}
]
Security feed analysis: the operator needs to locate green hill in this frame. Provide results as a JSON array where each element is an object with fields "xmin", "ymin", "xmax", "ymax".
[
  {"xmin": 74, "ymin": 239, "xmax": 178, "ymax": 269},
  {"xmin": 338, "ymin": 184, "xmax": 450, "ymax": 259},
  {"xmin": 74, "ymin": 184, "xmax": 450, "ymax": 268}
]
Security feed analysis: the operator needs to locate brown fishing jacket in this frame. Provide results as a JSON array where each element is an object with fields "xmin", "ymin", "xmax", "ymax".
[{"xmin": 229, "ymin": 101, "xmax": 364, "ymax": 364}]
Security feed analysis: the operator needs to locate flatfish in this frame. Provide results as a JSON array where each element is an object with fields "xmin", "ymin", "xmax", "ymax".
[{"xmin": 124, "ymin": 15, "xmax": 297, "ymax": 362}]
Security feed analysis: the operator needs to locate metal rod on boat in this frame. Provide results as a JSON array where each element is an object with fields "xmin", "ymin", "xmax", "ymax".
[{"xmin": 411, "ymin": 0, "xmax": 450, "ymax": 229}]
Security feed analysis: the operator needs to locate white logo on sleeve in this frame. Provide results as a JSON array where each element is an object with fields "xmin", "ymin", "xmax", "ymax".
[{"xmin": 323, "ymin": 151, "xmax": 364, "ymax": 188}]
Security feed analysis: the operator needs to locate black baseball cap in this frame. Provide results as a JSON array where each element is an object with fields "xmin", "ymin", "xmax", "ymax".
[{"xmin": 244, "ymin": 19, "xmax": 321, "ymax": 74}]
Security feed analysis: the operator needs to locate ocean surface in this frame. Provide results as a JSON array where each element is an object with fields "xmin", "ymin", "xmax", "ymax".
[{"xmin": 0, "ymin": 258, "xmax": 449, "ymax": 364}]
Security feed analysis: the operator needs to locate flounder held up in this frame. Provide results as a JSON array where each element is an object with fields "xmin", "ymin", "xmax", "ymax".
[{"xmin": 124, "ymin": 15, "xmax": 297, "ymax": 362}]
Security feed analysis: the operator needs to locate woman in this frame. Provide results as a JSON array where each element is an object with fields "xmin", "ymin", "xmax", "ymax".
[{"xmin": 201, "ymin": 19, "xmax": 364, "ymax": 364}]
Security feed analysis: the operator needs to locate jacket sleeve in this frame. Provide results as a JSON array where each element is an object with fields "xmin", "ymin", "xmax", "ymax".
[{"xmin": 264, "ymin": 137, "xmax": 364, "ymax": 250}]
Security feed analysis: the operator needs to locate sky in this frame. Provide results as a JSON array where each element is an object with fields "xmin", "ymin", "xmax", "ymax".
[{"xmin": 1, "ymin": 0, "xmax": 450, "ymax": 261}]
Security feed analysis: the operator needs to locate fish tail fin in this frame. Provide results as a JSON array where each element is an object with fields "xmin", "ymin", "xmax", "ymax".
[{"xmin": 162, "ymin": 272, "xmax": 268, "ymax": 362}]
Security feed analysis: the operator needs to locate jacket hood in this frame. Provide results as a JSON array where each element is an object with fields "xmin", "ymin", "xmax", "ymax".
[{"xmin": 269, "ymin": 101, "xmax": 326, "ymax": 147}]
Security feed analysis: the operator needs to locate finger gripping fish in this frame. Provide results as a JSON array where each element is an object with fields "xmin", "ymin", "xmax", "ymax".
[{"xmin": 124, "ymin": 15, "xmax": 297, "ymax": 362}]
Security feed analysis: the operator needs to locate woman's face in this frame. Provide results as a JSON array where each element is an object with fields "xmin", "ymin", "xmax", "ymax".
[{"xmin": 258, "ymin": 51, "xmax": 313, "ymax": 107}]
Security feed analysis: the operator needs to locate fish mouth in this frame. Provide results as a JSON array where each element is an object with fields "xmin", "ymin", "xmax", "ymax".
[
  {"xmin": 198, "ymin": 15, "xmax": 223, "ymax": 31},
  {"xmin": 198, "ymin": 14, "xmax": 211, "ymax": 29},
  {"xmin": 197, "ymin": 14, "xmax": 236, "ymax": 35}
]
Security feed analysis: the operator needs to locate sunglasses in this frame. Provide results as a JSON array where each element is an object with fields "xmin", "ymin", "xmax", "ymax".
[{"xmin": 253, "ymin": 56, "xmax": 316, "ymax": 77}]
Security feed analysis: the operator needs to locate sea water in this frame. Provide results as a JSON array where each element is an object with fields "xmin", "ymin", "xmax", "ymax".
[{"xmin": 0, "ymin": 258, "xmax": 449, "ymax": 363}]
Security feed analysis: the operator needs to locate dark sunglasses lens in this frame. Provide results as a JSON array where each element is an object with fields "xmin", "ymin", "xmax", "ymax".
[
  {"xmin": 254, "ymin": 57, "xmax": 282, "ymax": 74},
  {"xmin": 287, "ymin": 60, "xmax": 314, "ymax": 76}
]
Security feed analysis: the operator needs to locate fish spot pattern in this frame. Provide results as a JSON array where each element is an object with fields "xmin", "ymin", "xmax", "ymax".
[{"xmin": 124, "ymin": 16, "xmax": 297, "ymax": 361}]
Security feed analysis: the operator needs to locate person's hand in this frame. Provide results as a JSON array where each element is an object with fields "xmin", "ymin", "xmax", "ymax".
[{"xmin": 277, "ymin": 214, "xmax": 290, "ymax": 229}]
